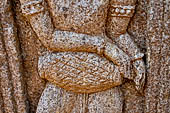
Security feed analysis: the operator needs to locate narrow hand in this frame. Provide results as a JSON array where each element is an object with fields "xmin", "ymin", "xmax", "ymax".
[
  {"xmin": 133, "ymin": 59, "xmax": 146, "ymax": 94},
  {"xmin": 104, "ymin": 41, "xmax": 131, "ymax": 78}
]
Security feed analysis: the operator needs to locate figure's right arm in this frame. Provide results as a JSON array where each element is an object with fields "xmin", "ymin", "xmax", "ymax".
[
  {"xmin": 20, "ymin": 0, "xmax": 54, "ymax": 47},
  {"xmin": 20, "ymin": 0, "xmax": 105, "ymax": 55}
]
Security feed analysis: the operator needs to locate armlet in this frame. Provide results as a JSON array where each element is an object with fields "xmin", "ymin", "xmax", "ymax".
[
  {"xmin": 110, "ymin": 5, "xmax": 135, "ymax": 17},
  {"xmin": 21, "ymin": 0, "xmax": 44, "ymax": 16}
]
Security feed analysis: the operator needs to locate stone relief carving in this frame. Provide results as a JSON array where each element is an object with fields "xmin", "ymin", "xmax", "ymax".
[{"xmin": 19, "ymin": 0, "xmax": 146, "ymax": 112}]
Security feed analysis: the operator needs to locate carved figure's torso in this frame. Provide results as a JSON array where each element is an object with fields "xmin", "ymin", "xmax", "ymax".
[
  {"xmin": 36, "ymin": 0, "xmax": 132, "ymax": 93},
  {"xmin": 22, "ymin": 0, "xmax": 142, "ymax": 94},
  {"xmin": 47, "ymin": 0, "xmax": 109, "ymax": 36}
]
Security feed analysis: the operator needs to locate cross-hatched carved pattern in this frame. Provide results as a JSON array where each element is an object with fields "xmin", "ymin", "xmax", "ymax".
[{"xmin": 38, "ymin": 52, "xmax": 122, "ymax": 93}]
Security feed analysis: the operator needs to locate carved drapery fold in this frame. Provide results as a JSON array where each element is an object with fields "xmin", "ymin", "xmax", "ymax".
[
  {"xmin": 0, "ymin": 0, "xmax": 28, "ymax": 112},
  {"xmin": 0, "ymin": 23, "xmax": 15, "ymax": 113}
]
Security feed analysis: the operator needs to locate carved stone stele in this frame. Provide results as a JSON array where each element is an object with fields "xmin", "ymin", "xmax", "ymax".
[
  {"xmin": 1, "ymin": 0, "xmax": 169, "ymax": 113},
  {"xmin": 18, "ymin": 0, "xmax": 146, "ymax": 112},
  {"xmin": 0, "ymin": 0, "xmax": 151, "ymax": 113}
]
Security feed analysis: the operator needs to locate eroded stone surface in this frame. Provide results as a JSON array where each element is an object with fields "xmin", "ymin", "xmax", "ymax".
[
  {"xmin": 1, "ymin": 0, "xmax": 165, "ymax": 113},
  {"xmin": 36, "ymin": 82, "xmax": 123, "ymax": 113},
  {"xmin": 18, "ymin": 0, "xmax": 146, "ymax": 112},
  {"xmin": 0, "ymin": 1, "xmax": 27, "ymax": 113}
]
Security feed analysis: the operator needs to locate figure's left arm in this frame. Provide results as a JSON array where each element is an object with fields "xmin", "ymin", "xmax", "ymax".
[{"xmin": 106, "ymin": 0, "xmax": 145, "ymax": 92}]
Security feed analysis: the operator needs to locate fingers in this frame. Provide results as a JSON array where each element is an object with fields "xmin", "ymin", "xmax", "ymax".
[
  {"xmin": 119, "ymin": 60, "xmax": 131, "ymax": 79},
  {"xmin": 133, "ymin": 60, "xmax": 146, "ymax": 93},
  {"xmin": 134, "ymin": 73, "xmax": 145, "ymax": 94}
]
